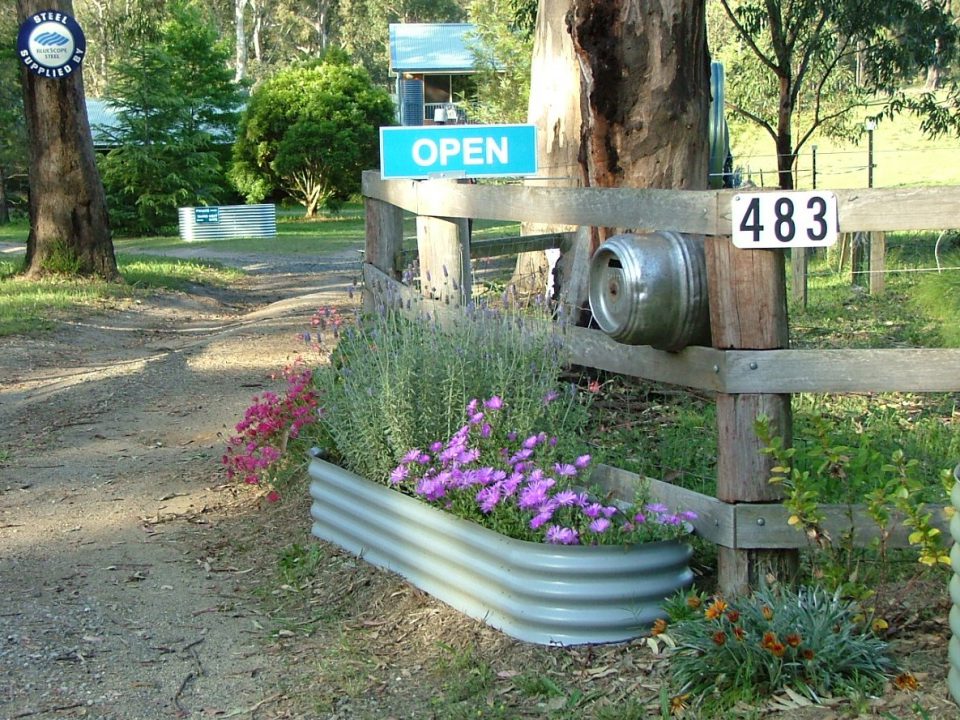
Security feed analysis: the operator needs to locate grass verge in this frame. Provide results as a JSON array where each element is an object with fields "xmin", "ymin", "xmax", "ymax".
[{"xmin": 0, "ymin": 254, "xmax": 243, "ymax": 336}]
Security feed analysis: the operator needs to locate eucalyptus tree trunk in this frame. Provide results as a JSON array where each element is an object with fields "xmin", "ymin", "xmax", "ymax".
[
  {"xmin": 570, "ymin": 0, "xmax": 711, "ymax": 218},
  {"xmin": 17, "ymin": 0, "xmax": 119, "ymax": 280},
  {"xmin": 234, "ymin": 0, "xmax": 248, "ymax": 82},
  {"xmin": 514, "ymin": 0, "xmax": 581, "ymax": 300}
]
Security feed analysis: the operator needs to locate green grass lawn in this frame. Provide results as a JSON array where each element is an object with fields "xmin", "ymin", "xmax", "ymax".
[
  {"xmin": 729, "ymin": 93, "xmax": 960, "ymax": 189},
  {"xmin": 0, "ymin": 252, "xmax": 243, "ymax": 336}
]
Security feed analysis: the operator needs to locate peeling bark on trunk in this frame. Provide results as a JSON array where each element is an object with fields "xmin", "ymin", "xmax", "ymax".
[
  {"xmin": 570, "ymin": 0, "xmax": 710, "ymax": 248},
  {"xmin": 18, "ymin": 0, "xmax": 118, "ymax": 281}
]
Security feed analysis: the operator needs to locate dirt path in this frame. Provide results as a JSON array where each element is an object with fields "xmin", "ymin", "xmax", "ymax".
[{"xmin": 0, "ymin": 248, "xmax": 361, "ymax": 719}]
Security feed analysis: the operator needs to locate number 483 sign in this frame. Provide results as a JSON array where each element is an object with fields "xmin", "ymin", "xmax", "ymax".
[{"xmin": 732, "ymin": 191, "xmax": 838, "ymax": 249}]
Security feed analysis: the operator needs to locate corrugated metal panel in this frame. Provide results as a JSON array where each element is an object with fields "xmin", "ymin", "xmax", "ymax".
[
  {"xmin": 389, "ymin": 23, "xmax": 476, "ymax": 74},
  {"xmin": 949, "ymin": 466, "xmax": 960, "ymax": 705},
  {"xmin": 309, "ymin": 457, "xmax": 693, "ymax": 646},
  {"xmin": 178, "ymin": 204, "xmax": 276, "ymax": 242}
]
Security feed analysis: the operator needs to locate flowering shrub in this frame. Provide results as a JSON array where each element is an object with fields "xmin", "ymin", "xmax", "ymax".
[
  {"xmin": 389, "ymin": 395, "xmax": 696, "ymax": 546},
  {"xmin": 660, "ymin": 584, "xmax": 898, "ymax": 711},
  {"xmin": 308, "ymin": 300, "xmax": 591, "ymax": 485},
  {"xmin": 222, "ymin": 361, "xmax": 319, "ymax": 496}
]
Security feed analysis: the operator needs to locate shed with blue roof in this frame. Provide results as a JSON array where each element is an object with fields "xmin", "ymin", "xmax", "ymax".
[{"xmin": 389, "ymin": 23, "xmax": 485, "ymax": 126}]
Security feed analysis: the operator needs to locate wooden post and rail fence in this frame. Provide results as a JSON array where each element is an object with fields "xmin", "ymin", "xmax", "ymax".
[{"xmin": 361, "ymin": 170, "xmax": 960, "ymax": 596}]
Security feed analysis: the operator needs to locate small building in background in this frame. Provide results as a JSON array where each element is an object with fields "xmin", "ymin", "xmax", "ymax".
[{"xmin": 389, "ymin": 23, "xmax": 482, "ymax": 126}]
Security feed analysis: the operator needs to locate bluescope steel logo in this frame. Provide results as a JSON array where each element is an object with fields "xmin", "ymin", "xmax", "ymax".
[{"xmin": 17, "ymin": 11, "xmax": 86, "ymax": 79}]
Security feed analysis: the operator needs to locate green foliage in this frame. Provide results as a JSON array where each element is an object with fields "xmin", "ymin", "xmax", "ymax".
[
  {"xmin": 664, "ymin": 585, "xmax": 897, "ymax": 711},
  {"xmin": 755, "ymin": 413, "xmax": 952, "ymax": 601},
  {"xmin": 910, "ymin": 252, "xmax": 960, "ymax": 347},
  {"xmin": 231, "ymin": 60, "xmax": 394, "ymax": 216},
  {"xmin": 466, "ymin": 0, "xmax": 533, "ymax": 123},
  {"xmin": 308, "ymin": 298, "xmax": 589, "ymax": 483},
  {"xmin": 97, "ymin": 0, "xmax": 243, "ymax": 235},
  {"xmin": 0, "ymin": 9, "xmax": 26, "ymax": 221},
  {"xmin": 710, "ymin": 0, "xmax": 958, "ymax": 186},
  {"xmin": 276, "ymin": 543, "xmax": 327, "ymax": 586},
  {"xmin": 39, "ymin": 239, "xmax": 84, "ymax": 275}
]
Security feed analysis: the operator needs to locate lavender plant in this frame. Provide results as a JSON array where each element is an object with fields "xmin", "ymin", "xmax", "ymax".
[{"xmin": 307, "ymin": 289, "xmax": 589, "ymax": 484}]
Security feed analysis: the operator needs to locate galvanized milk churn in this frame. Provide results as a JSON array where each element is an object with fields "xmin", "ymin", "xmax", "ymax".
[{"xmin": 587, "ymin": 232, "xmax": 711, "ymax": 352}]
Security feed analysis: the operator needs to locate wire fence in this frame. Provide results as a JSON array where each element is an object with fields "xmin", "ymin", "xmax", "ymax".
[{"xmin": 715, "ymin": 144, "xmax": 960, "ymax": 190}]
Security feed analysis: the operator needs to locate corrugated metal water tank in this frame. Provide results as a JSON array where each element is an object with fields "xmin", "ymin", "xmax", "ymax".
[
  {"xmin": 588, "ymin": 232, "xmax": 711, "ymax": 351},
  {"xmin": 178, "ymin": 204, "xmax": 277, "ymax": 242}
]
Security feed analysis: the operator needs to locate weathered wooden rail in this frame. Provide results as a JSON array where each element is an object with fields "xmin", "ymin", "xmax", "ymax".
[{"xmin": 361, "ymin": 170, "xmax": 960, "ymax": 595}]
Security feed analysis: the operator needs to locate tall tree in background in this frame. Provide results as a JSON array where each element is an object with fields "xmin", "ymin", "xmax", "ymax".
[
  {"xmin": 713, "ymin": 0, "xmax": 957, "ymax": 188},
  {"xmin": 16, "ymin": 0, "xmax": 119, "ymax": 279},
  {"xmin": 75, "ymin": 0, "xmax": 168, "ymax": 96},
  {"xmin": 466, "ymin": 0, "xmax": 533, "ymax": 123},
  {"xmin": 97, "ymin": 0, "xmax": 243, "ymax": 234},
  {"xmin": 0, "ymin": 5, "xmax": 27, "ymax": 223}
]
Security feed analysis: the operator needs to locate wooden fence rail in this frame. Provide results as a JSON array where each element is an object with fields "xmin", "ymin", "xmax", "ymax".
[{"xmin": 361, "ymin": 171, "xmax": 960, "ymax": 595}]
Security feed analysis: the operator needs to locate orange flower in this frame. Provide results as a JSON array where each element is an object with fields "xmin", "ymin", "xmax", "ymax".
[
  {"xmin": 712, "ymin": 630, "xmax": 727, "ymax": 646},
  {"xmin": 669, "ymin": 693, "xmax": 690, "ymax": 716},
  {"xmin": 800, "ymin": 648, "xmax": 816, "ymax": 661},
  {"xmin": 893, "ymin": 673, "xmax": 920, "ymax": 691},
  {"xmin": 686, "ymin": 594, "xmax": 703, "ymax": 610},
  {"xmin": 725, "ymin": 609, "xmax": 740, "ymax": 623},
  {"xmin": 768, "ymin": 642, "xmax": 786, "ymax": 658},
  {"xmin": 651, "ymin": 618, "xmax": 668, "ymax": 636},
  {"xmin": 785, "ymin": 633, "xmax": 802, "ymax": 648},
  {"xmin": 761, "ymin": 605, "xmax": 774, "ymax": 621},
  {"xmin": 733, "ymin": 625, "xmax": 745, "ymax": 641},
  {"xmin": 761, "ymin": 631, "xmax": 778, "ymax": 649},
  {"xmin": 704, "ymin": 598, "xmax": 728, "ymax": 621}
]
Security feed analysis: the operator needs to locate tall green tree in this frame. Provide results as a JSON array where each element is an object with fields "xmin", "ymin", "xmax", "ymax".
[
  {"xmin": 231, "ymin": 56, "xmax": 395, "ymax": 216},
  {"xmin": 466, "ymin": 0, "xmax": 533, "ymax": 123},
  {"xmin": 0, "ymin": 5, "xmax": 27, "ymax": 223},
  {"xmin": 97, "ymin": 0, "xmax": 243, "ymax": 234},
  {"xmin": 711, "ymin": 0, "xmax": 958, "ymax": 188}
]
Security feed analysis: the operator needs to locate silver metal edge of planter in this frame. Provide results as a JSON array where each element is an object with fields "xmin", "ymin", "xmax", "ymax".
[
  {"xmin": 949, "ymin": 464, "xmax": 960, "ymax": 705},
  {"xmin": 308, "ymin": 457, "xmax": 693, "ymax": 646}
]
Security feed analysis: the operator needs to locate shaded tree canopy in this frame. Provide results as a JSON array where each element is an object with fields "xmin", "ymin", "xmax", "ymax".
[{"xmin": 97, "ymin": 0, "xmax": 244, "ymax": 234}]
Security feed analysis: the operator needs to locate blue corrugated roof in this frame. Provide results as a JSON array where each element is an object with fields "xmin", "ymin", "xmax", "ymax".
[
  {"xmin": 389, "ymin": 23, "xmax": 478, "ymax": 74},
  {"xmin": 86, "ymin": 98, "xmax": 122, "ymax": 146}
]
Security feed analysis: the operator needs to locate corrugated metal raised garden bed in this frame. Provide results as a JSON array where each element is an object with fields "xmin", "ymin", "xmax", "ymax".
[{"xmin": 309, "ymin": 456, "xmax": 693, "ymax": 646}]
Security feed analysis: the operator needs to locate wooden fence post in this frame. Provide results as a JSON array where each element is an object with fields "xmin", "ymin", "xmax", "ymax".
[
  {"xmin": 870, "ymin": 231, "xmax": 886, "ymax": 296},
  {"xmin": 364, "ymin": 195, "xmax": 405, "ymax": 311},
  {"xmin": 791, "ymin": 248, "xmax": 808, "ymax": 308},
  {"xmin": 705, "ymin": 225, "xmax": 799, "ymax": 597},
  {"xmin": 416, "ymin": 215, "xmax": 471, "ymax": 305}
]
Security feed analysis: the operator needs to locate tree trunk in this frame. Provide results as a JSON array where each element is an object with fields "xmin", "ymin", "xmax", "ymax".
[
  {"xmin": 567, "ymin": 0, "xmax": 709, "ymax": 316},
  {"xmin": 570, "ymin": 0, "xmax": 710, "ymax": 205},
  {"xmin": 515, "ymin": 0, "xmax": 582, "ymax": 306},
  {"xmin": 0, "ymin": 165, "xmax": 9, "ymax": 225},
  {"xmin": 775, "ymin": 75, "xmax": 796, "ymax": 190},
  {"xmin": 234, "ymin": 0, "xmax": 248, "ymax": 82},
  {"xmin": 17, "ymin": 0, "xmax": 119, "ymax": 281}
]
